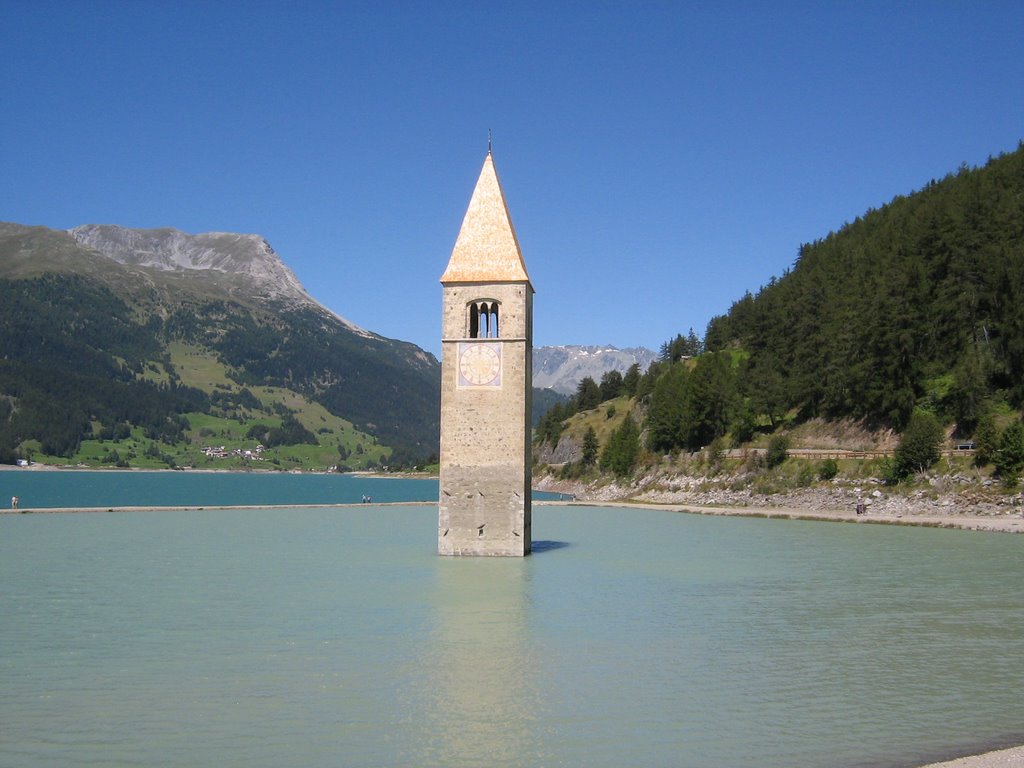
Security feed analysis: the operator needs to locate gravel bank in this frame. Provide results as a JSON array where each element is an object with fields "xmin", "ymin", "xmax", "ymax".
[
  {"xmin": 535, "ymin": 473, "xmax": 1024, "ymax": 533},
  {"xmin": 918, "ymin": 745, "xmax": 1024, "ymax": 767}
]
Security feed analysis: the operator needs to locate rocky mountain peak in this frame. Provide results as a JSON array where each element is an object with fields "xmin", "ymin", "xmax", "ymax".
[
  {"xmin": 67, "ymin": 224, "xmax": 367, "ymax": 334},
  {"xmin": 533, "ymin": 345, "xmax": 657, "ymax": 394}
]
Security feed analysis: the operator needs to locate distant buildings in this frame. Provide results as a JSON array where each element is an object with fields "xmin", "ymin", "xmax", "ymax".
[{"xmin": 201, "ymin": 444, "xmax": 265, "ymax": 461}]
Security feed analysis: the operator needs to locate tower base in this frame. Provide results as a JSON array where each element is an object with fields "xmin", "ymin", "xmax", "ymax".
[{"xmin": 438, "ymin": 465, "xmax": 531, "ymax": 557}]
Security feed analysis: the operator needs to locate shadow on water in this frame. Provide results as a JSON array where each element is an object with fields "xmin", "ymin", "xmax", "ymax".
[{"xmin": 531, "ymin": 540, "xmax": 571, "ymax": 553}]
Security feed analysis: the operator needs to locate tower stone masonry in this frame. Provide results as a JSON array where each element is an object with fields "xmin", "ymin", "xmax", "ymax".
[{"xmin": 438, "ymin": 151, "xmax": 534, "ymax": 556}]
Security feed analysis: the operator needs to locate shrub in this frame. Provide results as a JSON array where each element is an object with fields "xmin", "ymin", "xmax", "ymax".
[
  {"xmin": 882, "ymin": 457, "xmax": 900, "ymax": 486},
  {"xmin": 818, "ymin": 458, "xmax": 839, "ymax": 480},
  {"xmin": 766, "ymin": 435, "xmax": 790, "ymax": 468},
  {"xmin": 891, "ymin": 410, "xmax": 944, "ymax": 482},
  {"xmin": 974, "ymin": 409, "xmax": 999, "ymax": 467},
  {"xmin": 994, "ymin": 420, "xmax": 1024, "ymax": 485},
  {"xmin": 599, "ymin": 414, "xmax": 641, "ymax": 477},
  {"xmin": 797, "ymin": 463, "xmax": 816, "ymax": 487},
  {"xmin": 730, "ymin": 406, "xmax": 758, "ymax": 447},
  {"xmin": 744, "ymin": 450, "xmax": 765, "ymax": 472},
  {"xmin": 705, "ymin": 437, "xmax": 725, "ymax": 470}
]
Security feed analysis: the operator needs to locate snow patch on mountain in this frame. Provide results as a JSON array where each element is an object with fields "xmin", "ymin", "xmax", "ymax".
[{"xmin": 533, "ymin": 345, "xmax": 657, "ymax": 395}]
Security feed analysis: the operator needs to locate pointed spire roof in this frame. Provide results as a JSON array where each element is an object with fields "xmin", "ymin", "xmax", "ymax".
[{"xmin": 440, "ymin": 152, "xmax": 532, "ymax": 286}]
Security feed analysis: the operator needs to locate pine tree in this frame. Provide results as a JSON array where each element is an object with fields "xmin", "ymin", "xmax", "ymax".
[
  {"xmin": 622, "ymin": 363, "xmax": 641, "ymax": 397},
  {"xmin": 599, "ymin": 370, "xmax": 624, "ymax": 401},
  {"xmin": 891, "ymin": 410, "xmax": 944, "ymax": 480},
  {"xmin": 685, "ymin": 328, "xmax": 703, "ymax": 356},
  {"xmin": 680, "ymin": 352, "xmax": 739, "ymax": 451},
  {"xmin": 994, "ymin": 420, "xmax": 1024, "ymax": 484},
  {"xmin": 600, "ymin": 414, "xmax": 641, "ymax": 476},
  {"xmin": 646, "ymin": 363, "xmax": 687, "ymax": 452},
  {"xmin": 765, "ymin": 434, "xmax": 790, "ymax": 468},
  {"xmin": 575, "ymin": 377, "xmax": 601, "ymax": 411},
  {"xmin": 974, "ymin": 409, "xmax": 999, "ymax": 466},
  {"xmin": 581, "ymin": 426, "xmax": 599, "ymax": 466},
  {"xmin": 634, "ymin": 361, "xmax": 663, "ymax": 402}
]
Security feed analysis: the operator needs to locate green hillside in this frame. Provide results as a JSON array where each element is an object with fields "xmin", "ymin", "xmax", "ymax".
[
  {"xmin": 535, "ymin": 143, "xmax": 1024, "ymax": 491},
  {"xmin": 0, "ymin": 224, "xmax": 440, "ymax": 469},
  {"xmin": 704, "ymin": 143, "xmax": 1024, "ymax": 432}
]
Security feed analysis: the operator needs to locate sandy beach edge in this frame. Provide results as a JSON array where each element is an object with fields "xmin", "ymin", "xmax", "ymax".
[
  {"xmin": 915, "ymin": 745, "xmax": 1024, "ymax": 768},
  {"xmin": 540, "ymin": 499, "xmax": 1024, "ymax": 534}
]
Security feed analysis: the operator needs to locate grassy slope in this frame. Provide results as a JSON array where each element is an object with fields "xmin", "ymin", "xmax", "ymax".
[
  {"xmin": 59, "ymin": 342, "xmax": 390, "ymax": 471},
  {"xmin": 2, "ymin": 223, "xmax": 440, "ymax": 469},
  {"xmin": 565, "ymin": 395, "xmax": 635, "ymax": 444},
  {"xmin": 536, "ymin": 394, "xmax": 1014, "ymax": 502}
]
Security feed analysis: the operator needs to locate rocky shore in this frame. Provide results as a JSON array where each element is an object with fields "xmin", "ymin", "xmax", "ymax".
[{"xmin": 535, "ymin": 471, "xmax": 1024, "ymax": 533}]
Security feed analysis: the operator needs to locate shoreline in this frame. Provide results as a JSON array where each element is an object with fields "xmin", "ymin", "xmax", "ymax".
[
  {"xmin": 4, "ymin": 498, "xmax": 1024, "ymax": 533},
  {"xmin": 552, "ymin": 500, "xmax": 1024, "ymax": 534},
  {"xmin": 0, "ymin": 464, "xmax": 432, "ymax": 477},
  {"xmin": 0, "ymin": 501, "xmax": 437, "ymax": 515},
  {"xmin": 917, "ymin": 745, "xmax": 1024, "ymax": 768},
  {"xmin": 9, "ymin": 466, "xmax": 1021, "ymax": 533},
  {"xmin": 534, "ymin": 473, "xmax": 1024, "ymax": 534}
]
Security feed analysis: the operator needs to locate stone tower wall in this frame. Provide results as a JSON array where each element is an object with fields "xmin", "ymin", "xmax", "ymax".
[{"xmin": 439, "ymin": 282, "xmax": 533, "ymax": 556}]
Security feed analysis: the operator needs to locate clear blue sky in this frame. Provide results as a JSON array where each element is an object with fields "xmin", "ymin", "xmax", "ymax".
[{"xmin": 3, "ymin": 1, "xmax": 1022, "ymax": 357}]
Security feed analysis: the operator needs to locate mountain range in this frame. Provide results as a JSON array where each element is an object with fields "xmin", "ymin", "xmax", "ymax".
[
  {"xmin": 533, "ymin": 345, "xmax": 657, "ymax": 395},
  {"xmin": 0, "ymin": 220, "xmax": 657, "ymax": 469},
  {"xmin": 69, "ymin": 224, "xmax": 333, "ymax": 311}
]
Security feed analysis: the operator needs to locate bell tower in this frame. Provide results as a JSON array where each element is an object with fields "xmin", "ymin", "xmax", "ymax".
[{"xmin": 438, "ymin": 150, "xmax": 533, "ymax": 556}]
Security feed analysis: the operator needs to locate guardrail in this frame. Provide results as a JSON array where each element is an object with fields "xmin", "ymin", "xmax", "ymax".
[{"xmin": 721, "ymin": 448, "xmax": 976, "ymax": 460}]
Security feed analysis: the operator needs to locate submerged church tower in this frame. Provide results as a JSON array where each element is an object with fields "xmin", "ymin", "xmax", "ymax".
[{"xmin": 438, "ymin": 151, "xmax": 534, "ymax": 556}]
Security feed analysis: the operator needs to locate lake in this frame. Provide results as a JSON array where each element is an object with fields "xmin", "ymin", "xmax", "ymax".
[
  {"xmin": 0, "ymin": 469, "xmax": 445, "ymax": 509},
  {"xmin": 0, "ymin": 469, "xmax": 566, "ymax": 509},
  {"xmin": 1, "ymin": 475, "xmax": 1022, "ymax": 767}
]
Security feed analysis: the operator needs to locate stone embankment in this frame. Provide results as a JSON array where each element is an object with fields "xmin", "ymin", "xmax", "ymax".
[{"xmin": 535, "ymin": 471, "xmax": 1024, "ymax": 533}]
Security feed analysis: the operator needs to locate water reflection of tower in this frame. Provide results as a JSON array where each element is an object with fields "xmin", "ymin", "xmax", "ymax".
[{"xmin": 414, "ymin": 559, "xmax": 548, "ymax": 766}]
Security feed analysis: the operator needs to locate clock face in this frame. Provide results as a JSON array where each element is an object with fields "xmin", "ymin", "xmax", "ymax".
[{"xmin": 458, "ymin": 342, "xmax": 501, "ymax": 387}]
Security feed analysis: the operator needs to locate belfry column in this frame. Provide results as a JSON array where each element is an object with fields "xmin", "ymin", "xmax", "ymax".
[{"xmin": 438, "ymin": 151, "xmax": 534, "ymax": 556}]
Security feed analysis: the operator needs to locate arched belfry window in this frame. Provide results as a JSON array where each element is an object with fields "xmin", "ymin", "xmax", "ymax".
[{"xmin": 468, "ymin": 300, "xmax": 500, "ymax": 339}]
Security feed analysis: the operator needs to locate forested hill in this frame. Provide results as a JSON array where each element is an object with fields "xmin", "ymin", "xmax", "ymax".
[
  {"xmin": 704, "ymin": 142, "xmax": 1024, "ymax": 431},
  {"xmin": 0, "ymin": 223, "xmax": 440, "ymax": 468}
]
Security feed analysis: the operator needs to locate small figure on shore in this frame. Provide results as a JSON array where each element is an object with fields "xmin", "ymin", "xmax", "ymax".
[
  {"xmin": 11, "ymin": 495, "xmax": 18, "ymax": 510},
  {"xmin": 855, "ymin": 498, "xmax": 866, "ymax": 515}
]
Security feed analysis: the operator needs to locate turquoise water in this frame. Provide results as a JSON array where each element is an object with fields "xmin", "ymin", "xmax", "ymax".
[
  {"xmin": 0, "ymin": 469, "xmax": 566, "ymax": 509},
  {"xmin": 0, "ymin": 469, "xmax": 441, "ymax": 508},
  {"xmin": 2, "ymin": 502, "xmax": 1023, "ymax": 767}
]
